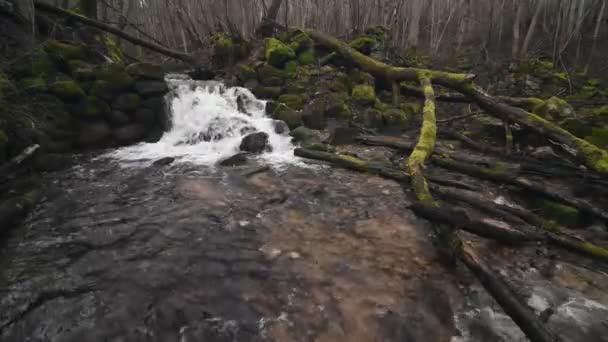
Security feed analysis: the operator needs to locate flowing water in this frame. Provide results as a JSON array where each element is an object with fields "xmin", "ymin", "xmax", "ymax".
[{"xmin": 1, "ymin": 77, "xmax": 608, "ymax": 342}]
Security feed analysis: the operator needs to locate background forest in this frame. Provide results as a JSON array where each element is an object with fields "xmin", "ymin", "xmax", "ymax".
[{"xmin": 31, "ymin": 0, "xmax": 608, "ymax": 74}]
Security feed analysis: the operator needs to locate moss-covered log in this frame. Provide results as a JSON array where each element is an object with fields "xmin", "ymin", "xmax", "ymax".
[
  {"xmin": 406, "ymin": 77, "xmax": 438, "ymax": 207},
  {"xmin": 357, "ymin": 134, "xmax": 608, "ymax": 221},
  {"xmin": 308, "ymin": 29, "xmax": 608, "ymax": 174},
  {"xmin": 34, "ymin": 2, "xmax": 195, "ymax": 64}
]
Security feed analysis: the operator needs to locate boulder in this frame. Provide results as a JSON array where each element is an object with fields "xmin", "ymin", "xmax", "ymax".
[
  {"xmin": 271, "ymin": 104, "xmax": 302, "ymax": 129},
  {"xmin": 152, "ymin": 157, "xmax": 175, "ymax": 166},
  {"xmin": 328, "ymin": 127, "xmax": 360, "ymax": 145},
  {"xmin": 49, "ymin": 80, "xmax": 86, "ymax": 102},
  {"xmin": 352, "ymin": 84, "xmax": 376, "ymax": 106},
  {"xmin": 302, "ymin": 98, "xmax": 327, "ymax": 129},
  {"xmin": 125, "ymin": 63, "xmax": 165, "ymax": 81},
  {"xmin": 264, "ymin": 38, "xmax": 296, "ymax": 67},
  {"xmin": 273, "ymin": 120, "xmax": 289, "ymax": 135},
  {"xmin": 80, "ymin": 96, "xmax": 111, "ymax": 119},
  {"xmin": 113, "ymin": 124, "xmax": 146, "ymax": 145},
  {"xmin": 253, "ymin": 86, "xmax": 281, "ymax": 99},
  {"xmin": 219, "ymin": 152, "xmax": 249, "ymax": 167},
  {"xmin": 290, "ymin": 127, "xmax": 321, "ymax": 146},
  {"xmin": 135, "ymin": 81, "xmax": 168, "ymax": 97},
  {"xmin": 105, "ymin": 110, "xmax": 131, "ymax": 126},
  {"xmin": 239, "ymin": 132, "xmax": 269, "ymax": 154},
  {"xmin": 78, "ymin": 121, "xmax": 112, "ymax": 147},
  {"xmin": 278, "ymin": 94, "xmax": 306, "ymax": 110},
  {"xmin": 133, "ymin": 108, "xmax": 156, "ymax": 127},
  {"xmin": 93, "ymin": 64, "xmax": 134, "ymax": 93},
  {"xmin": 44, "ymin": 40, "xmax": 87, "ymax": 62},
  {"xmin": 144, "ymin": 126, "xmax": 164, "ymax": 143},
  {"xmin": 112, "ymin": 93, "xmax": 140, "ymax": 112},
  {"xmin": 237, "ymin": 64, "xmax": 257, "ymax": 82}
]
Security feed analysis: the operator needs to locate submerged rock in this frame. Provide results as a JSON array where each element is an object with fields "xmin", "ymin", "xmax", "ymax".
[
  {"xmin": 152, "ymin": 156, "xmax": 175, "ymax": 167},
  {"xmin": 219, "ymin": 152, "xmax": 249, "ymax": 167},
  {"xmin": 113, "ymin": 124, "xmax": 146, "ymax": 145},
  {"xmin": 239, "ymin": 132, "xmax": 269, "ymax": 153}
]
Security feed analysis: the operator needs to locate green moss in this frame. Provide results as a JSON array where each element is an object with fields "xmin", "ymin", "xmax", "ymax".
[
  {"xmin": 588, "ymin": 79, "xmax": 602, "ymax": 87},
  {"xmin": 284, "ymin": 61, "xmax": 299, "ymax": 78},
  {"xmin": 212, "ymin": 32, "xmax": 235, "ymax": 64},
  {"xmin": 95, "ymin": 35, "xmax": 124, "ymax": 63},
  {"xmin": 50, "ymin": 80, "xmax": 86, "ymax": 101},
  {"xmin": 532, "ymin": 96, "xmax": 574, "ymax": 121},
  {"xmin": 236, "ymin": 64, "xmax": 257, "ymax": 82},
  {"xmin": 19, "ymin": 77, "xmax": 47, "ymax": 93},
  {"xmin": 80, "ymin": 96, "xmax": 111, "ymax": 118},
  {"xmin": 253, "ymin": 86, "xmax": 282, "ymax": 99},
  {"xmin": 382, "ymin": 108, "xmax": 409, "ymax": 129},
  {"xmin": 364, "ymin": 26, "xmax": 388, "ymax": 41},
  {"xmin": 67, "ymin": 60, "xmax": 95, "ymax": 81},
  {"xmin": 273, "ymin": 104, "xmax": 302, "ymax": 129},
  {"xmin": 352, "ymin": 84, "xmax": 376, "ymax": 106},
  {"xmin": 289, "ymin": 32, "xmax": 313, "ymax": 53},
  {"xmin": 324, "ymin": 93, "xmax": 351, "ymax": 119},
  {"xmin": 298, "ymin": 51, "xmax": 315, "ymax": 65},
  {"xmin": 257, "ymin": 63, "xmax": 288, "ymax": 83},
  {"xmin": 585, "ymin": 127, "xmax": 608, "ymax": 147},
  {"xmin": 94, "ymin": 64, "xmax": 134, "ymax": 92},
  {"xmin": 44, "ymin": 40, "xmax": 87, "ymax": 62},
  {"xmin": 307, "ymin": 143, "xmax": 336, "ymax": 153},
  {"xmin": 553, "ymin": 72, "xmax": 569, "ymax": 83},
  {"xmin": 538, "ymin": 200, "xmax": 579, "ymax": 227},
  {"xmin": 290, "ymin": 126, "xmax": 321, "ymax": 145},
  {"xmin": 350, "ymin": 36, "xmax": 376, "ymax": 55},
  {"xmin": 278, "ymin": 94, "xmax": 306, "ymax": 110},
  {"xmin": 265, "ymin": 38, "xmax": 296, "ymax": 67}
]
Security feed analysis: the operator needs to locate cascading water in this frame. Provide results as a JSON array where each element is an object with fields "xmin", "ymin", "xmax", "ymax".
[{"xmin": 110, "ymin": 75, "xmax": 301, "ymax": 167}]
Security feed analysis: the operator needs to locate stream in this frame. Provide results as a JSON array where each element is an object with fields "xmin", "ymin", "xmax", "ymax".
[{"xmin": 1, "ymin": 77, "xmax": 607, "ymax": 342}]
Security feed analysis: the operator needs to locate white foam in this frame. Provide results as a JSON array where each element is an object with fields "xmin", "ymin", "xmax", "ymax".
[{"xmin": 110, "ymin": 77, "xmax": 303, "ymax": 168}]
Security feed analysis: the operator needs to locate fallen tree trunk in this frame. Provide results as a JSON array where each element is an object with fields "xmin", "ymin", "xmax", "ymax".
[
  {"xmin": 357, "ymin": 134, "xmax": 608, "ymax": 221},
  {"xmin": 33, "ymin": 1, "xmax": 196, "ymax": 64},
  {"xmin": 307, "ymin": 29, "xmax": 608, "ymax": 175}
]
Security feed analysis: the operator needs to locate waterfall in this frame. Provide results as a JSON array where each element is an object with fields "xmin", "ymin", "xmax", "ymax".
[{"xmin": 110, "ymin": 75, "xmax": 300, "ymax": 167}]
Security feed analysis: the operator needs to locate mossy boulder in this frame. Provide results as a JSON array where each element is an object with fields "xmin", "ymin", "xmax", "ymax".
[
  {"xmin": 285, "ymin": 80, "xmax": 308, "ymax": 94},
  {"xmin": 284, "ymin": 61, "xmax": 299, "ymax": 78},
  {"xmin": 278, "ymin": 94, "xmax": 306, "ymax": 111},
  {"xmin": 94, "ymin": 64, "xmax": 134, "ymax": 93},
  {"xmin": 585, "ymin": 127, "xmax": 608, "ymax": 148},
  {"xmin": 271, "ymin": 103, "xmax": 302, "ymax": 129},
  {"xmin": 257, "ymin": 63, "xmax": 289, "ymax": 85},
  {"xmin": 290, "ymin": 126, "xmax": 322, "ymax": 146},
  {"xmin": 365, "ymin": 26, "xmax": 388, "ymax": 42},
  {"xmin": 15, "ymin": 48, "xmax": 55, "ymax": 80},
  {"xmin": 125, "ymin": 62, "xmax": 164, "ymax": 81},
  {"xmin": 211, "ymin": 32, "xmax": 250, "ymax": 65},
  {"xmin": 323, "ymin": 92, "xmax": 351, "ymax": 119},
  {"xmin": 50, "ymin": 80, "xmax": 86, "ymax": 101},
  {"xmin": 382, "ymin": 108, "xmax": 410, "ymax": 129},
  {"xmin": 89, "ymin": 80, "xmax": 116, "ymax": 101},
  {"xmin": 112, "ymin": 93, "xmax": 140, "ymax": 112},
  {"xmin": 44, "ymin": 40, "xmax": 88, "ymax": 63},
  {"xmin": 533, "ymin": 97, "xmax": 574, "ymax": 121},
  {"xmin": 289, "ymin": 32, "xmax": 313, "ymax": 53},
  {"xmin": 253, "ymin": 86, "xmax": 282, "ymax": 100},
  {"xmin": 68, "ymin": 60, "xmax": 95, "ymax": 81},
  {"xmin": 265, "ymin": 38, "xmax": 296, "ymax": 68},
  {"xmin": 537, "ymin": 200, "xmax": 580, "ymax": 228},
  {"xmin": 352, "ymin": 84, "xmax": 376, "ymax": 106},
  {"xmin": 350, "ymin": 36, "xmax": 376, "ymax": 55},
  {"xmin": 349, "ymin": 70, "xmax": 375, "ymax": 86},
  {"xmin": 80, "ymin": 96, "xmax": 111, "ymax": 119},
  {"xmin": 236, "ymin": 64, "xmax": 257, "ymax": 82},
  {"xmin": 298, "ymin": 51, "xmax": 316, "ymax": 65}
]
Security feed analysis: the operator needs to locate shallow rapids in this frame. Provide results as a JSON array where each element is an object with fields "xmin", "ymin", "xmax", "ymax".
[{"xmin": 110, "ymin": 76, "xmax": 299, "ymax": 167}]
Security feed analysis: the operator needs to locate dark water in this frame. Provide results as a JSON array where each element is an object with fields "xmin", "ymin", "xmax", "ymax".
[{"xmin": 1, "ymin": 147, "xmax": 608, "ymax": 342}]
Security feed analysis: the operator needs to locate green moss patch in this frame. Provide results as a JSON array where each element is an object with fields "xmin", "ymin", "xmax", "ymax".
[
  {"xmin": 289, "ymin": 32, "xmax": 313, "ymax": 53},
  {"xmin": 278, "ymin": 94, "xmax": 306, "ymax": 111},
  {"xmin": 585, "ymin": 127, "xmax": 608, "ymax": 148},
  {"xmin": 272, "ymin": 104, "xmax": 302, "ymax": 129},
  {"xmin": 350, "ymin": 36, "xmax": 376, "ymax": 55},
  {"xmin": 50, "ymin": 80, "xmax": 86, "ymax": 101},
  {"xmin": 352, "ymin": 84, "xmax": 376, "ymax": 106},
  {"xmin": 44, "ymin": 40, "xmax": 87, "ymax": 62},
  {"xmin": 537, "ymin": 200, "xmax": 580, "ymax": 228},
  {"xmin": 265, "ymin": 38, "xmax": 296, "ymax": 68}
]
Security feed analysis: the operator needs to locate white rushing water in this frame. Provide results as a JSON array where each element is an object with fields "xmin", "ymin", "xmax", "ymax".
[{"xmin": 111, "ymin": 75, "xmax": 301, "ymax": 167}]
